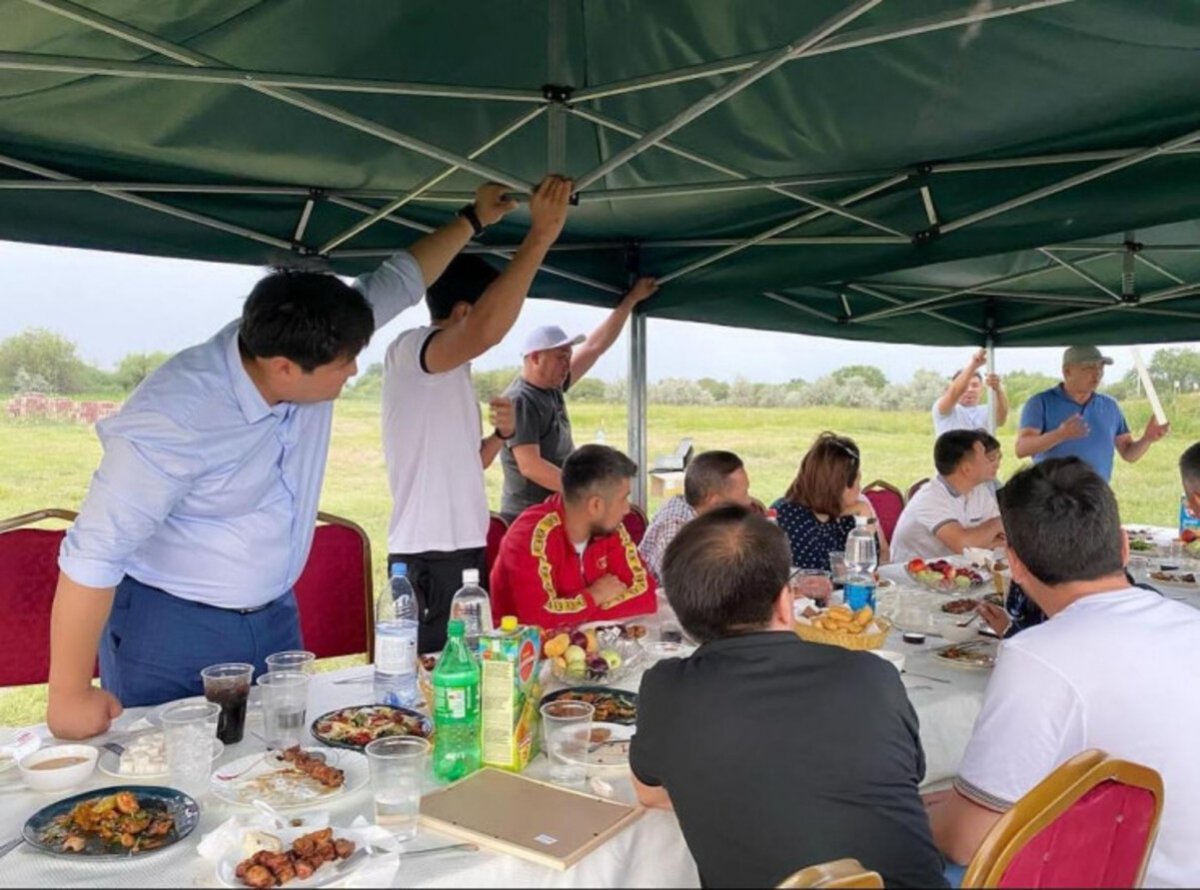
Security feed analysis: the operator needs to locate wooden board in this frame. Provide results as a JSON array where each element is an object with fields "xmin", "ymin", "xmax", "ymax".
[{"xmin": 418, "ymin": 768, "xmax": 642, "ymax": 870}]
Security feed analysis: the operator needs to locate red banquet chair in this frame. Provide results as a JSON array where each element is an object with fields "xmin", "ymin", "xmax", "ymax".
[
  {"xmin": 486, "ymin": 512, "xmax": 509, "ymax": 577},
  {"xmin": 862, "ymin": 480, "xmax": 904, "ymax": 543},
  {"xmin": 907, "ymin": 477, "xmax": 931, "ymax": 502},
  {"xmin": 962, "ymin": 749, "xmax": 1163, "ymax": 888},
  {"xmin": 292, "ymin": 511, "xmax": 374, "ymax": 662},
  {"xmin": 0, "ymin": 508, "xmax": 85, "ymax": 687},
  {"xmin": 622, "ymin": 503, "xmax": 649, "ymax": 545}
]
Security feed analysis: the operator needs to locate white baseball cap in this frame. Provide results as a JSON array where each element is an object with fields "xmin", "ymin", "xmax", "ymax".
[{"xmin": 521, "ymin": 325, "xmax": 585, "ymax": 356}]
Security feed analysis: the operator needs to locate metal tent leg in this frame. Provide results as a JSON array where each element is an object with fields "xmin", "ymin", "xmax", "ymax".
[{"xmin": 628, "ymin": 312, "xmax": 649, "ymax": 510}]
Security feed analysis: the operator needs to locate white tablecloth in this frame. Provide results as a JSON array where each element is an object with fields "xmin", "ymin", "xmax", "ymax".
[{"xmin": 0, "ymin": 596, "xmax": 990, "ymax": 888}]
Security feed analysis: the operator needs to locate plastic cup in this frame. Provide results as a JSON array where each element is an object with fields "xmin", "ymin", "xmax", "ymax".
[
  {"xmin": 265, "ymin": 650, "xmax": 316, "ymax": 675},
  {"xmin": 828, "ymin": 551, "xmax": 849, "ymax": 587},
  {"xmin": 540, "ymin": 700, "xmax": 593, "ymax": 786},
  {"xmin": 161, "ymin": 701, "xmax": 220, "ymax": 796},
  {"xmin": 366, "ymin": 736, "xmax": 430, "ymax": 840},
  {"xmin": 200, "ymin": 662, "xmax": 253, "ymax": 745},
  {"xmin": 789, "ymin": 568, "xmax": 833, "ymax": 605},
  {"xmin": 257, "ymin": 671, "xmax": 310, "ymax": 750}
]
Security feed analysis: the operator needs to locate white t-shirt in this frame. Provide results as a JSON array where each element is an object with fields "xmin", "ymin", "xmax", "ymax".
[
  {"xmin": 382, "ymin": 326, "xmax": 488, "ymax": 554},
  {"xmin": 955, "ymin": 587, "xmax": 1200, "ymax": 888},
  {"xmin": 889, "ymin": 476, "xmax": 999, "ymax": 563},
  {"xmin": 932, "ymin": 400, "xmax": 988, "ymax": 437}
]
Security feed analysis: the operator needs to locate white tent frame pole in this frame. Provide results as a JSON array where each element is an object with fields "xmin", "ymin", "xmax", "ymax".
[
  {"xmin": 762, "ymin": 291, "xmax": 841, "ymax": 323},
  {"xmin": 293, "ymin": 198, "xmax": 315, "ymax": 243},
  {"xmin": 870, "ymin": 284, "xmax": 1112, "ymax": 306},
  {"xmin": 940, "ymin": 128, "xmax": 1200, "ymax": 235},
  {"xmin": 572, "ymin": 0, "xmax": 1076, "ymax": 102},
  {"xmin": 847, "ymin": 283, "xmax": 983, "ymax": 334},
  {"xmin": 985, "ymin": 335, "xmax": 997, "ymax": 433},
  {"xmin": 1134, "ymin": 254, "xmax": 1185, "ymax": 285},
  {"xmin": 1050, "ymin": 242, "xmax": 1200, "ymax": 252},
  {"xmin": 997, "ymin": 280, "xmax": 1200, "ymax": 335},
  {"xmin": 0, "ymin": 50, "xmax": 547, "ymax": 102},
  {"xmin": 628, "ymin": 311, "xmax": 649, "ymax": 510},
  {"xmin": 1035, "ymin": 248, "xmax": 1122, "ymax": 302},
  {"xmin": 656, "ymin": 174, "xmax": 908, "ymax": 286},
  {"xmin": 318, "ymin": 106, "xmax": 545, "ymax": 254},
  {"xmin": 325, "ymin": 196, "xmax": 624, "ymax": 296},
  {"xmin": 0, "ymin": 152, "xmax": 294, "ymax": 250},
  {"xmin": 22, "ymin": 0, "xmax": 536, "ymax": 192},
  {"xmin": 933, "ymin": 144, "xmax": 1200, "ymax": 175},
  {"xmin": 572, "ymin": 0, "xmax": 883, "ymax": 191},
  {"xmin": 848, "ymin": 250, "xmax": 1116, "ymax": 324}
]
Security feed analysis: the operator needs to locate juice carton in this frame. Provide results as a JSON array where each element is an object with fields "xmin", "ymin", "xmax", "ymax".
[{"xmin": 479, "ymin": 616, "xmax": 542, "ymax": 771}]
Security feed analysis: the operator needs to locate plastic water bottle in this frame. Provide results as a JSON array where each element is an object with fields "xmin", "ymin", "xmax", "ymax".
[
  {"xmin": 844, "ymin": 516, "xmax": 878, "ymax": 611},
  {"xmin": 432, "ymin": 619, "xmax": 481, "ymax": 783},
  {"xmin": 373, "ymin": 562, "xmax": 420, "ymax": 708},
  {"xmin": 449, "ymin": 568, "xmax": 492, "ymax": 653}
]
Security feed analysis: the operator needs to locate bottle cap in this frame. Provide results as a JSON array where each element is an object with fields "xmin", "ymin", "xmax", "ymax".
[
  {"xmin": 390, "ymin": 562, "xmax": 407, "ymax": 577},
  {"xmin": 447, "ymin": 619, "xmax": 465, "ymax": 635},
  {"xmin": 500, "ymin": 615, "xmax": 518, "ymax": 632},
  {"xmin": 854, "ymin": 514, "xmax": 869, "ymax": 526},
  {"xmin": 462, "ymin": 568, "xmax": 480, "ymax": 585}
]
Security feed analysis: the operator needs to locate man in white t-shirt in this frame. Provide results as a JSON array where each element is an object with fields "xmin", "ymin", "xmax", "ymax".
[
  {"xmin": 928, "ymin": 457, "xmax": 1200, "ymax": 887},
  {"xmin": 382, "ymin": 176, "xmax": 572, "ymax": 652},
  {"xmin": 932, "ymin": 349, "xmax": 1008, "ymax": 436},
  {"xmin": 890, "ymin": 429, "xmax": 1004, "ymax": 564}
]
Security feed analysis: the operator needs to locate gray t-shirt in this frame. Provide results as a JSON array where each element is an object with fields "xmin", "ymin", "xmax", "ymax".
[{"xmin": 499, "ymin": 377, "xmax": 574, "ymax": 520}]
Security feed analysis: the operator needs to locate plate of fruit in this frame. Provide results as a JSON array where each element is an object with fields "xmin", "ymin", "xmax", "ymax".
[
  {"xmin": 542, "ymin": 625, "xmax": 643, "ymax": 686},
  {"xmin": 905, "ymin": 558, "xmax": 990, "ymax": 593}
]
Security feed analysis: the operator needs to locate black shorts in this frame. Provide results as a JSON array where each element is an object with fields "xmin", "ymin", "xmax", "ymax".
[{"xmin": 387, "ymin": 547, "xmax": 488, "ymax": 653}]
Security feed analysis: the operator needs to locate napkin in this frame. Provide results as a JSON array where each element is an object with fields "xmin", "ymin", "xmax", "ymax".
[{"xmin": 197, "ymin": 811, "xmax": 401, "ymax": 888}]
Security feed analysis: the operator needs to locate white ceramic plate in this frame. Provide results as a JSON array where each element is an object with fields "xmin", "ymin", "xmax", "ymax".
[
  {"xmin": 209, "ymin": 747, "xmax": 367, "ymax": 809},
  {"xmin": 97, "ymin": 732, "xmax": 223, "ymax": 779},
  {"xmin": 559, "ymin": 722, "xmax": 633, "ymax": 773},
  {"xmin": 215, "ymin": 825, "xmax": 389, "ymax": 888}
]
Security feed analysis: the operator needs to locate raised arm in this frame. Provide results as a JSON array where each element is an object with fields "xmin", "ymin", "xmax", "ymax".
[
  {"xmin": 936, "ymin": 349, "xmax": 987, "ymax": 416},
  {"xmin": 987, "ymin": 374, "xmax": 1009, "ymax": 426},
  {"xmin": 424, "ymin": 177, "xmax": 572, "ymax": 374},
  {"xmin": 569, "ymin": 277, "xmax": 659, "ymax": 384}
]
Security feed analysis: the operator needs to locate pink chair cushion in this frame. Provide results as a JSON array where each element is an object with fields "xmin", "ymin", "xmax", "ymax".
[
  {"xmin": 292, "ymin": 523, "xmax": 369, "ymax": 659},
  {"xmin": 0, "ymin": 528, "xmax": 68, "ymax": 686},
  {"xmin": 622, "ymin": 507, "xmax": 648, "ymax": 546},
  {"xmin": 999, "ymin": 781, "xmax": 1157, "ymax": 888},
  {"xmin": 864, "ymin": 488, "xmax": 903, "ymax": 543}
]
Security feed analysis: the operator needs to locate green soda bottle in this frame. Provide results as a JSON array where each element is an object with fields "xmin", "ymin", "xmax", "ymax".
[{"xmin": 432, "ymin": 618, "xmax": 481, "ymax": 782}]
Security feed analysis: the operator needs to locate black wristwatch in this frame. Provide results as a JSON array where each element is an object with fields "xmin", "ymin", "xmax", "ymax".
[
  {"xmin": 458, "ymin": 204, "xmax": 486, "ymax": 236},
  {"xmin": 493, "ymin": 427, "xmax": 514, "ymax": 441}
]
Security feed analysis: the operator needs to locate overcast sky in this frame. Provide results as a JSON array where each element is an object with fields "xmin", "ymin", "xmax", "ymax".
[{"xmin": 0, "ymin": 239, "xmax": 1179, "ymax": 385}]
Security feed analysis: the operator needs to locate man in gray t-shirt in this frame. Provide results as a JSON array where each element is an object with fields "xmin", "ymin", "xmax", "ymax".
[{"xmin": 499, "ymin": 278, "xmax": 659, "ymax": 521}]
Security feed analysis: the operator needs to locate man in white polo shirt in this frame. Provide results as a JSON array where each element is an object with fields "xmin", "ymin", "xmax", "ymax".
[
  {"xmin": 929, "ymin": 457, "xmax": 1200, "ymax": 887},
  {"xmin": 382, "ymin": 175, "xmax": 571, "ymax": 652},
  {"xmin": 932, "ymin": 349, "xmax": 1008, "ymax": 437},
  {"xmin": 890, "ymin": 429, "xmax": 1004, "ymax": 564}
]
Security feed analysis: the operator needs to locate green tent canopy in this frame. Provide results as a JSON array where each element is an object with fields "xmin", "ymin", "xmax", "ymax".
[{"xmin": 3, "ymin": 0, "xmax": 1200, "ymax": 348}]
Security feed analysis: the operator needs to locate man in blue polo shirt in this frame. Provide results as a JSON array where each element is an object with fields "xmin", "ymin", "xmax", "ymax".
[{"xmin": 1016, "ymin": 345, "xmax": 1168, "ymax": 481}]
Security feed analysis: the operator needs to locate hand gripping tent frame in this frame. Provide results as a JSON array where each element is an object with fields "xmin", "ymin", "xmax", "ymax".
[{"xmin": 3, "ymin": 0, "xmax": 1200, "ymax": 504}]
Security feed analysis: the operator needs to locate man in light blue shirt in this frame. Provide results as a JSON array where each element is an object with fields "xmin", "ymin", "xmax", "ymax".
[
  {"xmin": 48, "ymin": 184, "xmax": 519, "ymax": 740},
  {"xmin": 1016, "ymin": 345, "xmax": 1168, "ymax": 482}
]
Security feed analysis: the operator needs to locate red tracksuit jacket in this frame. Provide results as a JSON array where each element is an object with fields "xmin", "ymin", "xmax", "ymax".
[{"xmin": 489, "ymin": 495, "xmax": 658, "ymax": 631}]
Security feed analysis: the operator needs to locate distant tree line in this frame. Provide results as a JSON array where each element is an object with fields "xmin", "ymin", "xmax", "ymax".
[{"xmin": 5, "ymin": 328, "xmax": 1200, "ymax": 413}]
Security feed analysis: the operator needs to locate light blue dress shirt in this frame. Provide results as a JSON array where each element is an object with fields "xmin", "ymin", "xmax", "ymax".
[{"xmin": 59, "ymin": 252, "xmax": 425, "ymax": 608}]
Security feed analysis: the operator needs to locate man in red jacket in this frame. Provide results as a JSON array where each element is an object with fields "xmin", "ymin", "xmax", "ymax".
[{"xmin": 490, "ymin": 444, "xmax": 658, "ymax": 629}]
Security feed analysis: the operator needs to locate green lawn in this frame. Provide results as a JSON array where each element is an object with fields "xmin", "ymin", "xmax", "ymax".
[{"xmin": 3, "ymin": 395, "xmax": 1194, "ymax": 726}]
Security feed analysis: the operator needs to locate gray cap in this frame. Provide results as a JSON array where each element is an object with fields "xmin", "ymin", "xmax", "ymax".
[{"xmin": 1062, "ymin": 345, "xmax": 1113, "ymax": 366}]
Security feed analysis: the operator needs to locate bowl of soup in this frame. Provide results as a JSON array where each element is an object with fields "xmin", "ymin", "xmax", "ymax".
[{"xmin": 19, "ymin": 744, "xmax": 98, "ymax": 792}]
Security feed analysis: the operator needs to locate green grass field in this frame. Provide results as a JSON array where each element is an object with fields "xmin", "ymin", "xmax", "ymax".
[{"xmin": 2, "ymin": 395, "xmax": 1195, "ymax": 726}]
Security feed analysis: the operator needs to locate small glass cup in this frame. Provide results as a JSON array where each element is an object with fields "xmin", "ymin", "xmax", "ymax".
[
  {"xmin": 200, "ymin": 662, "xmax": 253, "ymax": 745},
  {"xmin": 161, "ymin": 700, "xmax": 220, "ymax": 796},
  {"xmin": 366, "ymin": 736, "xmax": 430, "ymax": 840},
  {"xmin": 828, "ymin": 551, "xmax": 849, "ymax": 587},
  {"xmin": 540, "ymin": 700, "xmax": 594, "ymax": 786},
  {"xmin": 265, "ymin": 650, "xmax": 316, "ymax": 675},
  {"xmin": 257, "ymin": 671, "xmax": 310, "ymax": 750},
  {"xmin": 789, "ymin": 568, "xmax": 833, "ymax": 605}
]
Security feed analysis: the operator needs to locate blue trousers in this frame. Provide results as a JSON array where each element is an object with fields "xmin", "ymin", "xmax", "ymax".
[{"xmin": 100, "ymin": 575, "xmax": 303, "ymax": 708}]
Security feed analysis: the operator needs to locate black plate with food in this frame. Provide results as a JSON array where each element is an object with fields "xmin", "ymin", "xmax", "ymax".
[
  {"xmin": 22, "ymin": 786, "xmax": 199, "ymax": 858},
  {"xmin": 310, "ymin": 704, "xmax": 433, "ymax": 751},
  {"xmin": 540, "ymin": 686, "xmax": 638, "ymax": 725}
]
